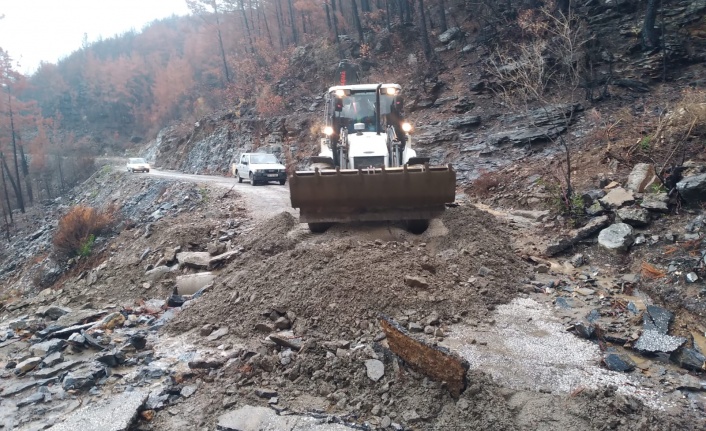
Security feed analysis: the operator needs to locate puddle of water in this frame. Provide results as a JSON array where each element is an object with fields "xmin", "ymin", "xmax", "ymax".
[{"xmin": 443, "ymin": 297, "xmax": 672, "ymax": 411}]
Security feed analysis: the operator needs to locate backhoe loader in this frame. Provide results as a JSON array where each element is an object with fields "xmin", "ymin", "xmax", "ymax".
[{"xmin": 289, "ymin": 82, "xmax": 456, "ymax": 233}]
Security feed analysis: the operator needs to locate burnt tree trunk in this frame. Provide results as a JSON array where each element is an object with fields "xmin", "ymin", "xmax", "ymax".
[
  {"xmin": 7, "ymin": 89, "xmax": 24, "ymax": 213},
  {"xmin": 19, "ymin": 145, "xmax": 33, "ymax": 204},
  {"xmin": 643, "ymin": 0, "xmax": 659, "ymax": 50},
  {"xmin": 351, "ymin": 0, "xmax": 364, "ymax": 42},
  {"xmin": 275, "ymin": 1, "xmax": 286, "ymax": 49},
  {"xmin": 418, "ymin": 0, "xmax": 432, "ymax": 60},
  {"xmin": 0, "ymin": 157, "xmax": 13, "ymax": 224},
  {"xmin": 288, "ymin": 0, "xmax": 299, "ymax": 44},
  {"xmin": 0, "ymin": 153, "xmax": 21, "ymax": 217},
  {"xmin": 438, "ymin": 0, "xmax": 447, "ymax": 32},
  {"xmin": 239, "ymin": 0, "xmax": 255, "ymax": 53}
]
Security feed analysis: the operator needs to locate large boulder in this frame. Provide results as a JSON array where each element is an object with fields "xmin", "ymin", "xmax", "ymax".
[
  {"xmin": 616, "ymin": 207, "xmax": 650, "ymax": 227},
  {"xmin": 598, "ymin": 223, "xmax": 634, "ymax": 253},
  {"xmin": 626, "ymin": 163, "xmax": 658, "ymax": 192},
  {"xmin": 676, "ymin": 173, "xmax": 706, "ymax": 205}
]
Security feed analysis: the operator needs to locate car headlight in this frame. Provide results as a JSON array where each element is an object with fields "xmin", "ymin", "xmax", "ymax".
[
  {"xmin": 402, "ymin": 122, "xmax": 413, "ymax": 133},
  {"xmin": 323, "ymin": 126, "xmax": 333, "ymax": 136}
]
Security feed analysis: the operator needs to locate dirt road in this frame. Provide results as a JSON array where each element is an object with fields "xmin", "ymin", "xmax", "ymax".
[{"xmin": 147, "ymin": 169, "xmax": 296, "ymax": 219}]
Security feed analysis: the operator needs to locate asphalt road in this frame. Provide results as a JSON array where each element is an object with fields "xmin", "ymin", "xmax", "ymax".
[{"xmin": 145, "ymin": 169, "xmax": 296, "ymax": 220}]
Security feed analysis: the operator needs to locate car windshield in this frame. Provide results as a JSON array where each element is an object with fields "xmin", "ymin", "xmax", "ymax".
[
  {"xmin": 250, "ymin": 154, "xmax": 278, "ymax": 164},
  {"xmin": 130, "ymin": 158, "xmax": 146, "ymax": 164}
]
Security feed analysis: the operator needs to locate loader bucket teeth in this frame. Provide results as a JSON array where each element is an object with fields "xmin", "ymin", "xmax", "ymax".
[{"xmin": 289, "ymin": 165, "xmax": 456, "ymax": 224}]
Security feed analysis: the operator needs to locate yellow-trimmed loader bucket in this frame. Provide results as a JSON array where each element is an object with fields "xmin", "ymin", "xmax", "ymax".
[{"xmin": 289, "ymin": 165, "xmax": 456, "ymax": 224}]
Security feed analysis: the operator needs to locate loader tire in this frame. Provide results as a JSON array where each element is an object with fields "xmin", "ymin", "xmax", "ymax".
[
  {"xmin": 406, "ymin": 219, "xmax": 429, "ymax": 235},
  {"xmin": 308, "ymin": 222, "xmax": 332, "ymax": 233}
]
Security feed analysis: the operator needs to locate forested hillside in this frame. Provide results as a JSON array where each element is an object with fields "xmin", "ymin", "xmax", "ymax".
[{"xmin": 1, "ymin": 0, "xmax": 706, "ymax": 225}]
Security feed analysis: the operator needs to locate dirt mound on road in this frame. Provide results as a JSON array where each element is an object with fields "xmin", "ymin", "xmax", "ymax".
[{"xmin": 171, "ymin": 204, "xmax": 526, "ymax": 338}]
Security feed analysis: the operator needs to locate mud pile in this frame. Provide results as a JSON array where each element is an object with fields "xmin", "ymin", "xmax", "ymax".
[
  {"xmin": 171, "ymin": 204, "xmax": 526, "ymax": 338},
  {"xmin": 166, "ymin": 206, "xmax": 701, "ymax": 430}
]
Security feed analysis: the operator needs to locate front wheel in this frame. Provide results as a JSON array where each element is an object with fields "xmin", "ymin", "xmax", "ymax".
[
  {"xmin": 279, "ymin": 179, "xmax": 286, "ymax": 185},
  {"xmin": 308, "ymin": 222, "xmax": 332, "ymax": 233},
  {"xmin": 146, "ymin": 169, "xmax": 150, "ymax": 173},
  {"xmin": 237, "ymin": 171, "xmax": 243, "ymax": 183},
  {"xmin": 249, "ymin": 173, "xmax": 256, "ymax": 186},
  {"xmin": 406, "ymin": 220, "xmax": 429, "ymax": 235}
]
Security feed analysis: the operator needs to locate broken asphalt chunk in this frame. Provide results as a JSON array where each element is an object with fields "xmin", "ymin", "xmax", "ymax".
[
  {"xmin": 642, "ymin": 305, "xmax": 674, "ymax": 334},
  {"xmin": 46, "ymin": 390, "xmax": 148, "ymax": 431},
  {"xmin": 634, "ymin": 330, "xmax": 686, "ymax": 354}
]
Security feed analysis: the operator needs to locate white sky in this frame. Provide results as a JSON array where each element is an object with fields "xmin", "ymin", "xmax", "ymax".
[{"xmin": 0, "ymin": 0, "xmax": 192, "ymax": 74}]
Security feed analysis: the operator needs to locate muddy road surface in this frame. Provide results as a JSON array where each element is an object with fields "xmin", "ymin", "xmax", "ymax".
[{"xmin": 147, "ymin": 168, "xmax": 295, "ymax": 220}]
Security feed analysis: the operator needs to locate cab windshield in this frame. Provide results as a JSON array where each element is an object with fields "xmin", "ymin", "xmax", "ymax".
[
  {"xmin": 250, "ymin": 154, "xmax": 278, "ymax": 164},
  {"xmin": 129, "ymin": 158, "xmax": 146, "ymax": 164},
  {"xmin": 337, "ymin": 92, "xmax": 396, "ymax": 132}
]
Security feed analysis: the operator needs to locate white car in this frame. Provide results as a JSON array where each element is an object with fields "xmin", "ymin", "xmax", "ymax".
[
  {"xmin": 233, "ymin": 153, "xmax": 287, "ymax": 186},
  {"xmin": 126, "ymin": 158, "xmax": 150, "ymax": 173}
]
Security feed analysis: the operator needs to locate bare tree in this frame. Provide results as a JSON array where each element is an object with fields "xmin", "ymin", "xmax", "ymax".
[
  {"xmin": 489, "ymin": 5, "xmax": 590, "ymax": 211},
  {"xmin": 643, "ymin": 0, "xmax": 660, "ymax": 50},
  {"xmin": 186, "ymin": 0, "xmax": 231, "ymax": 83},
  {"xmin": 418, "ymin": 0, "xmax": 432, "ymax": 61}
]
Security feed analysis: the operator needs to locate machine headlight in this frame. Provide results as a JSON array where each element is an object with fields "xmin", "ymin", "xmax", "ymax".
[
  {"xmin": 385, "ymin": 87, "xmax": 398, "ymax": 95},
  {"xmin": 323, "ymin": 126, "xmax": 334, "ymax": 136},
  {"xmin": 401, "ymin": 122, "xmax": 413, "ymax": 133},
  {"xmin": 335, "ymin": 89, "xmax": 346, "ymax": 97}
]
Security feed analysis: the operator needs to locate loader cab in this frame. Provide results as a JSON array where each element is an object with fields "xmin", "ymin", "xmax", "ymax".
[{"xmin": 326, "ymin": 84, "xmax": 406, "ymax": 141}]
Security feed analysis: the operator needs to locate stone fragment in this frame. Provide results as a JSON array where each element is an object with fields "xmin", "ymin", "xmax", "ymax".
[
  {"xmin": 686, "ymin": 272, "xmax": 699, "ymax": 283},
  {"xmin": 57, "ymin": 309, "xmax": 105, "ymax": 327},
  {"xmin": 62, "ymin": 363, "xmax": 108, "ymax": 391},
  {"xmin": 269, "ymin": 332, "xmax": 303, "ymax": 351},
  {"xmin": 216, "ymin": 405, "xmax": 357, "ymax": 431},
  {"xmin": 207, "ymin": 327, "xmax": 229, "ymax": 341},
  {"xmin": 670, "ymin": 347, "xmax": 706, "ymax": 372},
  {"xmin": 145, "ymin": 266, "xmax": 170, "ymax": 282},
  {"xmin": 599, "ymin": 188, "xmax": 635, "ymax": 209},
  {"xmin": 42, "ymin": 351, "xmax": 64, "ymax": 368},
  {"xmin": 30, "ymin": 339, "xmax": 66, "ymax": 357},
  {"xmin": 626, "ymin": 163, "xmax": 657, "ymax": 193},
  {"xmin": 677, "ymin": 173, "xmax": 706, "ymax": 205},
  {"xmin": 254, "ymin": 388, "xmax": 278, "ymax": 398},
  {"xmin": 616, "ymin": 207, "xmax": 650, "ymax": 227},
  {"xmin": 16, "ymin": 391, "xmax": 46, "ymax": 407},
  {"xmin": 176, "ymin": 272, "xmax": 216, "ymax": 295},
  {"xmin": 597, "ymin": 223, "xmax": 634, "ymax": 253},
  {"xmin": 603, "ymin": 352, "xmax": 636, "ymax": 372},
  {"xmin": 640, "ymin": 193, "xmax": 669, "ymax": 212},
  {"xmin": 46, "ymin": 390, "xmax": 148, "ymax": 431},
  {"xmin": 33, "ymin": 360, "xmax": 80, "ymax": 379},
  {"xmin": 15, "ymin": 357, "xmax": 42, "ymax": 373},
  {"xmin": 365, "ymin": 359, "xmax": 385, "ymax": 382},
  {"xmin": 545, "ymin": 215, "xmax": 610, "ymax": 256},
  {"xmin": 404, "ymin": 275, "xmax": 429, "ymax": 288},
  {"xmin": 36, "ymin": 305, "xmax": 72, "ymax": 320},
  {"xmin": 274, "ymin": 317, "xmax": 291, "ymax": 330},
  {"xmin": 176, "ymin": 252, "xmax": 211, "ymax": 269},
  {"xmin": 181, "ymin": 385, "xmax": 197, "ymax": 398}
]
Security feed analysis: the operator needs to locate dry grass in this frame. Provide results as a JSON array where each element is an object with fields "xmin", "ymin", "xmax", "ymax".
[
  {"xmin": 466, "ymin": 170, "xmax": 505, "ymax": 198},
  {"xmin": 53, "ymin": 205, "xmax": 117, "ymax": 259}
]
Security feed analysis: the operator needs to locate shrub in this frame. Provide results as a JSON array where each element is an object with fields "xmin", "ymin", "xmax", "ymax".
[
  {"xmin": 53, "ymin": 205, "xmax": 116, "ymax": 259},
  {"xmin": 467, "ymin": 170, "xmax": 504, "ymax": 199}
]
